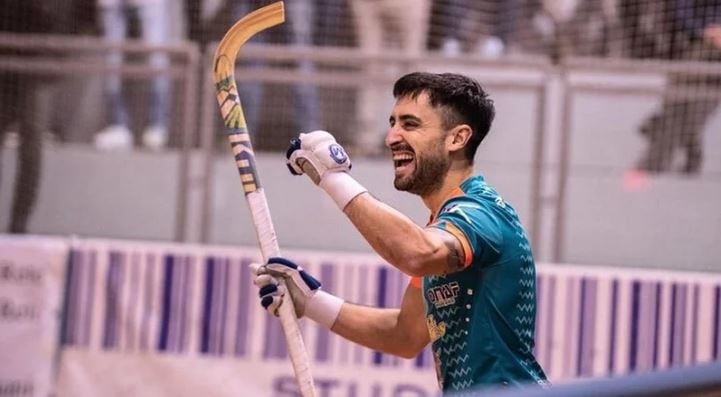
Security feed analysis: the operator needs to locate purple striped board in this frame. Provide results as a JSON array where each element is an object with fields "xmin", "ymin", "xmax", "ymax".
[
  {"xmin": 59, "ymin": 239, "xmax": 721, "ymax": 384},
  {"xmin": 534, "ymin": 263, "xmax": 721, "ymax": 381}
]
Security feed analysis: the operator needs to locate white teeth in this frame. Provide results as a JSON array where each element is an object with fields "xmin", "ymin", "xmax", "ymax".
[{"xmin": 392, "ymin": 153, "xmax": 413, "ymax": 161}]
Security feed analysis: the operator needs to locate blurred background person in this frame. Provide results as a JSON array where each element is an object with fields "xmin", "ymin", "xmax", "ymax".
[
  {"xmin": 539, "ymin": 0, "xmax": 619, "ymax": 58},
  {"xmin": 428, "ymin": 0, "xmax": 472, "ymax": 56},
  {"xmin": 0, "ymin": 1, "xmax": 78, "ymax": 233},
  {"xmin": 350, "ymin": 0, "xmax": 431, "ymax": 155},
  {"xmin": 93, "ymin": 0, "xmax": 173, "ymax": 151},
  {"xmin": 618, "ymin": 0, "xmax": 670, "ymax": 59},
  {"xmin": 635, "ymin": 0, "xmax": 721, "ymax": 174},
  {"xmin": 428, "ymin": 0, "xmax": 533, "ymax": 58}
]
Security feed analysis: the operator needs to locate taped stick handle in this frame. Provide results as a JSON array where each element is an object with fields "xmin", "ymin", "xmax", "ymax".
[
  {"xmin": 212, "ymin": 3, "xmax": 316, "ymax": 396},
  {"xmin": 247, "ymin": 191, "xmax": 316, "ymax": 397}
]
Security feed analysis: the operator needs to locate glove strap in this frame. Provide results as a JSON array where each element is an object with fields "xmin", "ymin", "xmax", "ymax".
[
  {"xmin": 306, "ymin": 290, "xmax": 344, "ymax": 329},
  {"xmin": 319, "ymin": 172, "xmax": 368, "ymax": 210}
]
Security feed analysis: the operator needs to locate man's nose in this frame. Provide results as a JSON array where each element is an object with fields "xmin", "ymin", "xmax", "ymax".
[{"xmin": 385, "ymin": 126, "xmax": 401, "ymax": 148}]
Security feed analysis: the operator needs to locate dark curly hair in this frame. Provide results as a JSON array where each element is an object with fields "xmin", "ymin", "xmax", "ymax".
[{"xmin": 392, "ymin": 72, "xmax": 495, "ymax": 162}]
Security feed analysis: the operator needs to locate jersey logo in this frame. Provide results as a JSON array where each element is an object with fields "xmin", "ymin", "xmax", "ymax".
[
  {"xmin": 427, "ymin": 281, "xmax": 460, "ymax": 308},
  {"xmin": 426, "ymin": 314, "xmax": 447, "ymax": 342},
  {"xmin": 441, "ymin": 203, "xmax": 479, "ymax": 224}
]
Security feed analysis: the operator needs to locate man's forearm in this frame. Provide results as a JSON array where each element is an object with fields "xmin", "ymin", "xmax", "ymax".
[
  {"xmin": 343, "ymin": 193, "xmax": 442, "ymax": 276},
  {"xmin": 331, "ymin": 302, "xmax": 425, "ymax": 359}
]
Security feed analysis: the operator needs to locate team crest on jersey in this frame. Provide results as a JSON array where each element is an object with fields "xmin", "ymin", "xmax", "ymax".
[
  {"xmin": 426, "ymin": 315, "xmax": 447, "ymax": 342},
  {"xmin": 427, "ymin": 281, "xmax": 460, "ymax": 308}
]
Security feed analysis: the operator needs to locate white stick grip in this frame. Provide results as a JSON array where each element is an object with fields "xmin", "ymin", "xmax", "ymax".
[
  {"xmin": 247, "ymin": 191, "xmax": 281, "ymax": 259},
  {"xmin": 278, "ymin": 293, "xmax": 315, "ymax": 397},
  {"xmin": 246, "ymin": 190, "xmax": 316, "ymax": 397}
]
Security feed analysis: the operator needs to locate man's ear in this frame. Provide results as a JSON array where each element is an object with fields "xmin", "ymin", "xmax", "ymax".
[{"xmin": 447, "ymin": 124, "xmax": 472, "ymax": 152}]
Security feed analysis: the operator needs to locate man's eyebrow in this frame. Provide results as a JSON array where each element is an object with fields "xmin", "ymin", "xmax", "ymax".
[{"xmin": 397, "ymin": 114, "xmax": 422, "ymax": 123}]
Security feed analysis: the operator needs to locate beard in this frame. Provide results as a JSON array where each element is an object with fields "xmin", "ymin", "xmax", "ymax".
[{"xmin": 393, "ymin": 143, "xmax": 451, "ymax": 196}]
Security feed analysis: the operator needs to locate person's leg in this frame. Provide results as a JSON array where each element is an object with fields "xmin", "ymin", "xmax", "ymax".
[
  {"xmin": 0, "ymin": 71, "xmax": 19, "ymax": 141},
  {"xmin": 390, "ymin": 0, "xmax": 431, "ymax": 58},
  {"xmin": 9, "ymin": 77, "xmax": 43, "ymax": 233},
  {"xmin": 100, "ymin": 5, "xmax": 130, "ymax": 127},
  {"xmin": 638, "ymin": 97, "xmax": 685, "ymax": 173},
  {"xmin": 350, "ymin": 0, "xmax": 431, "ymax": 154},
  {"xmin": 669, "ymin": 32, "xmax": 721, "ymax": 174},
  {"xmin": 0, "ymin": 71, "xmax": 19, "ymax": 199},
  {"xmin": 286, "ymin": 0, "xmax": 320, "ymax": 132},
  {"xmin": 350, "ymin": 0, "xmax": 383, "ymax": 54},
  {"xmin": 433, "ymin": 0, "xmax": 468, "ymax": 54},
  {"xmin": 138, "ymin": 0, "xmax": 172, "ymax": 149},
  {"xmin": 95, "ymin": 4, "xmax": 133, "ymax": 149},
  {"xmin": 496, "ymin": 0, "xmax": 524, "ymax": 50},
  {"xmin": 677, "ymin": 96, "xmax": 719, "ymax": 174},
  {"xmin": 350, "ymin": 0, "xmax": 386, "ymax": 154}
]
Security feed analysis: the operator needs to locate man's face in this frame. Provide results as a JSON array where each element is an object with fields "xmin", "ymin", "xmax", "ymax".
[{"xmin": 385, "ymin": 93, "xmax": 451, "ymax": 196}]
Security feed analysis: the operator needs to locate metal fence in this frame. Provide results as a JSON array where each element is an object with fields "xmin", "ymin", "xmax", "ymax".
[{"xmin": 1, "ymin": 34, "xmax": 720, "ymax": 269}]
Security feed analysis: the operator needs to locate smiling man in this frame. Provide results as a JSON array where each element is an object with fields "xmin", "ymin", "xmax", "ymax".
[{"xmin": 252, "ymin": 72, "xmax": 548, "ymax": 395}]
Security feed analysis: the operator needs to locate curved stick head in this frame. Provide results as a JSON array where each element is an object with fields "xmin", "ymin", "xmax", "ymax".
[
  {"xmin": 213, "ymin": 2, "xmax": 285, "ymax": 131},
  {"xmin": 212, "ymin": 2, "xmax": 285, "ymax": 195}
]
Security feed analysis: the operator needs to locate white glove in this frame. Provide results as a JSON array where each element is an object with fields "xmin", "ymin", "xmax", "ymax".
[
  {"xmin": 251, "ymin": 257, "xmax": 344, "ymax": 329},
  {"xmin": 286, "ymin": 130, "xmax": 352, "ymax": 184},
  {"xmin": 286, "ymin": 130, "xmax": 367, "ymax": 210}
]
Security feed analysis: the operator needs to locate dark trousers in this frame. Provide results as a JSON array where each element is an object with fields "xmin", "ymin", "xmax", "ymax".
[
  {"xmin": 638, "ymin": 82, "xmax": 719, "ymax": 174},
  {"xmin": 638, "ymin": 41, "xmax": 721, "ymax": 174},
  {"xmin": 0, "ymin": 73, "xmax": 43, "ymax": 233}
]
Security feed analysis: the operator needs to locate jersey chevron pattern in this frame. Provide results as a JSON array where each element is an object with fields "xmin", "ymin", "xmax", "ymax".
[{"xmin": 423, "ymin": 175, "xmax": 547, "ymax": 394}]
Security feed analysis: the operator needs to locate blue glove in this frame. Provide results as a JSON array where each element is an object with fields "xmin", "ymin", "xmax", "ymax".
[
  {"xmin": 251, "ymin": 257, "xmax": 344, "ymax": 328},
  {"xmin": 253, "ymin": 257, "xmax": 320, "ymax": 315}
]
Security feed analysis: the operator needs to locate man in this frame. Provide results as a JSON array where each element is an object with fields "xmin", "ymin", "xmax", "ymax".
[{"xmin": 253, "ymin": 72, "xmax": 548, "ymax": 394}]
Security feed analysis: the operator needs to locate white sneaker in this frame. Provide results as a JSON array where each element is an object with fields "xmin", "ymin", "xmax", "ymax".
[
  {"xmin": 94, "ymin": 125, "xmax": 133, "ymax": 151},
  {"xmin": 477, "ymin": 36, "xmax": 505, "ymax": 58},
  {"xmin": 441, "ymin": 38, "xmax": 462, "ymax": 57},
  {"xmin": 141, "ymin": 125, "xmax": 168, "ymax": 151}
]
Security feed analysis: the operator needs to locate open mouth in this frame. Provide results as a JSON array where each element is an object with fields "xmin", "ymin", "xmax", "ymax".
[{"xmin": 392, "ymin": 152, "xmax": 415, "ymax": 171}]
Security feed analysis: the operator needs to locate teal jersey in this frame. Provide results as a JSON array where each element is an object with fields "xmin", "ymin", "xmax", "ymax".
[{"xmin": 421, "ymin": 175, "xmax": 547, "ymax": 394}]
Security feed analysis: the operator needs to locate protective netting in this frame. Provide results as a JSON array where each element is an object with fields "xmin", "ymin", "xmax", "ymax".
[
  {"xmin": 0, "ymin": 1, "xmax": 720, "ymax": 243},
  {"xmin": 1, "ymin": 1, "xmax": 719, "ymax": 154}
]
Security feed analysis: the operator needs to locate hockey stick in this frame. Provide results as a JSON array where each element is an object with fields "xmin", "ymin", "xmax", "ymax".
[{"xmin": 212, "ymin": 3, "xmax": 316, "ymax": 397}]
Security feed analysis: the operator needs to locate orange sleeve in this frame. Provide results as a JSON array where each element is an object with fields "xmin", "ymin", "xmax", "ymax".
[
  {"xmin": 409, "ymin": 276, "xmax": 422, "ymax": 289},
  {"xmin": 443, "ymin": 222, "xmax": 473, "ymax": 268}
]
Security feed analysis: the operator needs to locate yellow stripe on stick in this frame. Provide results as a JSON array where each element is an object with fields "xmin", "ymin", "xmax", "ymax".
[{"xmin": 236, "ymin": 158, "xmax": 252, "ymax": 168}]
